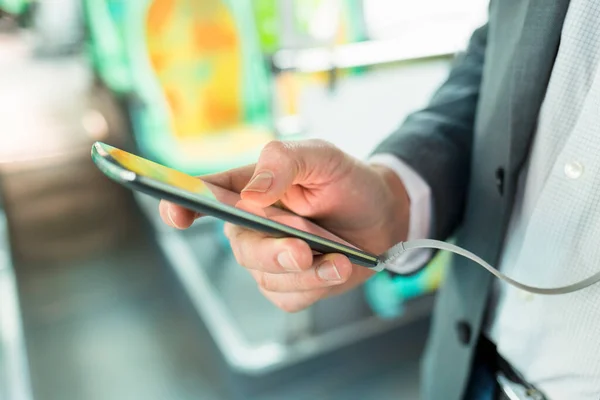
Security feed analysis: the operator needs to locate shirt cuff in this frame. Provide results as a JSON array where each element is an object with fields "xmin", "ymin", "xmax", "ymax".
[{"xmin": 369, "ymin": 153, "xmax": 433, "ymax": 274}]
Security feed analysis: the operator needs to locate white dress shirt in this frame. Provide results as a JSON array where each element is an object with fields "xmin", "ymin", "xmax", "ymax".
[
  {"xmin": 370, "ymin": 1, "xmax": 600, "ymax": 398},
  {"xmin": 369, "ymin": 153, "xmax": 433, "ymax": 275}
]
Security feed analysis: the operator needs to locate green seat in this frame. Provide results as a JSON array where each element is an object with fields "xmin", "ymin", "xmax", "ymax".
[{"xmin": 0, "ymin": 0, "xmax": 29, "ymax": 15}]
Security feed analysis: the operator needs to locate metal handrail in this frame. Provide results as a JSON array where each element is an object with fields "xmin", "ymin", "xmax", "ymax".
[{"xmin": 0, "ymin": 207, "xmax": 33, "ymax": 400}]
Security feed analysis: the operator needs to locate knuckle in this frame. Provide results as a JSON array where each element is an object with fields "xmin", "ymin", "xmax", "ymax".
[
  {"xmin": 307, "ymin": 138, "xmax": 334, "ymax": 149},
  {"xmin": 290, "ymin": 273, "xmax": 306, "ymax": 291},
  {"xmin": 256, "ymin": 272, "xmax": 274, "ymax": 291},
  {"xmin": 263, "ymin": 140, "xmax": 289, "ymax": 156}
]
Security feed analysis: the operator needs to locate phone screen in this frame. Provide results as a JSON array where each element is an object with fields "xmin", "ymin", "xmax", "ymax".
[{"xmin": 100, "ymin": 143, "xmax": 355, "ymax": 247}]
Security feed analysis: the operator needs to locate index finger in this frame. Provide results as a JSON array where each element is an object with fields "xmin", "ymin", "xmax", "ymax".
[
  {"xmin": 159, "ymin": 164, "xmax": 256, "ymax": 229},
  {"xmin": 202, "ymin": 164, "xmax": 256, "ymax": 193}
]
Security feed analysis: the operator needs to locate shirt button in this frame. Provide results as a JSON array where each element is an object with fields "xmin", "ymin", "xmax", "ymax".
[{"xmin": 564, "ymin": 161, "xmax": 583, "ymax": 179}]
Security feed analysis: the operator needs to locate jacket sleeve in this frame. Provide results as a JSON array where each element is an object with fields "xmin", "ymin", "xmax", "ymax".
[{"xmin": 371, "ymin": 23, "xmax": 488, "ymax": 242}]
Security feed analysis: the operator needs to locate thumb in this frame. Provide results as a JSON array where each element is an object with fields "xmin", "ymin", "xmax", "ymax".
[{"xmin": 240, "ymin": 140, "xmax": 344, "ymax": 208}]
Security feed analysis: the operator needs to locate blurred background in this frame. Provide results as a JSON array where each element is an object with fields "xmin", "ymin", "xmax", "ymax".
[{"xmin": 0, "ymin": 1, "xmax": 487, "ymax": 399}]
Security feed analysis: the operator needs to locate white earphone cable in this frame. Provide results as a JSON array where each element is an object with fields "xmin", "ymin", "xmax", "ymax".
[{"xmin": 378, "ymin": 239, "xmax": 600, "ymax": 295}]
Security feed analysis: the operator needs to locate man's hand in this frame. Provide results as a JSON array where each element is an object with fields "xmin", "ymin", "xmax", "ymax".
[{"xmin": 159, "ymin": 139, "xmax": 410, "ymax": 312}]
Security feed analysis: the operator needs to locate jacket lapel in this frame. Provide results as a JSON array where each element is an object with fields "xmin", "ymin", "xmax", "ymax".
[{"xmin": 508, "ymin": 0, "xmax": 570, "ymax": 174}]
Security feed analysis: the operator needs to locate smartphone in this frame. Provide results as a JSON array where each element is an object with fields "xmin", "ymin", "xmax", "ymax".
[{"xmin": 91, "ymin": 141, "xmax": 383, "ymax": 271}]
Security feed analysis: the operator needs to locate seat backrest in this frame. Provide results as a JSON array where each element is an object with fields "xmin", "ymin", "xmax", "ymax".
[
  {"xmin": 84, "ymin": 0, "xmax": 275, "ymax": 174},
  {"xmin": 142, "ymin": 0, "xmax": 272, "ymax": 138}
]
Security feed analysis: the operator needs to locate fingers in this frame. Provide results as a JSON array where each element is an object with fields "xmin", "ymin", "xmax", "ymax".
[
  {"xmin": 249, "ymin": 253, "xmax": 352, "ymax": 292},
  {"xmin": 159, "ymin": 139, "xmax": 347, "ymax": 229},
  {"xmin": 224, "ymin": 223, "xmax": 314, "ymax": 273},
  {"xmin": 224, "ymin": 221, "xmax": 353, "ymax": 314},
  {"xmin": 158, "ymin": 164, "xmax": 256, "ymax": 230},
  {"xmin": 252, "ymin": 254, "xmax": 353, "ymax": 313},
  {"xmin": 201, "ymin": 164, "xmax": 256, "ymax": 193},
  {"xmin": 240, "ymin": 139, "xmax": 345, "ymax": 208},
  {"xmin": 159, "ymin": 200, "xmax": 197, "ymax": 229}
]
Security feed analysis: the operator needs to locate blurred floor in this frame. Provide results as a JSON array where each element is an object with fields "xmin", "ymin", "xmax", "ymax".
[{"xmin": 0, "ymin": 31, "xmax": 427, "ymax": 400}]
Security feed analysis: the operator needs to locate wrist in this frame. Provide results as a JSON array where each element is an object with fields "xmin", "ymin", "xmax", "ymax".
[{"xmin": 371, "ymin": 164, "xmax": 411, "ymax": 250}]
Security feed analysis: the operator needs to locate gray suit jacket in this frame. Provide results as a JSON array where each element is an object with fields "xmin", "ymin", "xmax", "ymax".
[{"xmin": 372, "ymin": 0, "xmax": 571, "ymax": 398}]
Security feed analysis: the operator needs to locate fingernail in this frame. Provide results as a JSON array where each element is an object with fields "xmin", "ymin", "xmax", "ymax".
[
  {"xmin": 317, "ymin": 260, "xmax": 341, "ymax": 281},
  {"xmin": 167, "ymin": 207, "xmax": 181, "ymax": 229},
  {"xmin": 277, "ymin": 251, "xmax": 301, "ymax": 272},
  {"xmin": 244, "ymin": 172, "xmax": 273, "ymax": 193}
]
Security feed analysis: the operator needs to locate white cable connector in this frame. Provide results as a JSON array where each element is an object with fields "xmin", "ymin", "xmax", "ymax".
[{"xmin": 378, "ymin": 239, "xmax": 600, "ymax": 295}]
